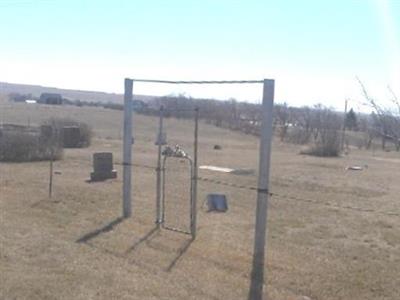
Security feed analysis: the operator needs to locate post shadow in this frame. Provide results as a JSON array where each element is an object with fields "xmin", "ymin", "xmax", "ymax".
[
  {"xmin": 76, "ymin": 216, "xmax": 124, "ymax": 243},
  {"xmin": 165, "ymin": 238, "xmax": 193, "ymax": 272},
  {"xmin": 124, "ymin": 226, "xmax": 159, "ymax": 253}
]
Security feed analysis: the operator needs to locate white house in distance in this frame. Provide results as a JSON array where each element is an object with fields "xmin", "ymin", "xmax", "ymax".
[{"xmin": 25, "ymin": 99, "xmax": 37, "ymax": 104}]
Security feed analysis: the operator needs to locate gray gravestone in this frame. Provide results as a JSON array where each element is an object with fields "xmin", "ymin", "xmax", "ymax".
[{"xmin": 90, "ymin": 152, "xmax": 117, "ymax": 181}]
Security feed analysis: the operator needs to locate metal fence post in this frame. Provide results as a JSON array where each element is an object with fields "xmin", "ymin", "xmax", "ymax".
[
  {"xmin": 156, "ymin": 106, "xmax": 164, "ymax": 227},
  {"xmin": 341, "ymin": 99, "xmax": 348, "ymax": 151},
  {"xmin": 122, "ymin": 78, "xmax": 133, "ymax": 218},
  {"xmin": 191, "ymin": 108, "xmax": 199, "ymax": 239},
  {"xmin": 248, "ymin": 79, "xmax": 275, "ymax": 300}
]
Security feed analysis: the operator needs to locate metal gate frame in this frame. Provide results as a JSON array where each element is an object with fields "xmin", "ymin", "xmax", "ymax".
[
  {"xmin": 160, "ymin": 154, "xmax": 194, "ymax": 235},
  {"xmin": 154, "ymin": 106, "xmax": 199, "ymax": 239}
]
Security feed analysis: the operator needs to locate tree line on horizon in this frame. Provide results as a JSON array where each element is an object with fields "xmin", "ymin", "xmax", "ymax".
[{"xmin": 7, "ymin": 86, "xmax": 400, "ymax": 155}]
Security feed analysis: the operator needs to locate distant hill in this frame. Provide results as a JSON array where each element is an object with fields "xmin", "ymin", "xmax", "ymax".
[{"xmin": 0, "ymin": 81, "xmax": 155, "ymax": 103}]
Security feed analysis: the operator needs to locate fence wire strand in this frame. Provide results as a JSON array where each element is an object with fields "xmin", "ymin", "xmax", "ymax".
[
  {"xmin": 195, "ymin": 176, "xmax": 399, "ymax": 217},
  {"xmin": 121, "ymin": 163, "xmax": 399, "ymax": 217},
  {"xmin": 51, "ymin": 160, "xmax": 399, "ymax": 218}
]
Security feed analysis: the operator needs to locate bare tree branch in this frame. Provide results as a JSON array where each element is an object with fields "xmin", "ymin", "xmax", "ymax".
[
  {"xmin": 388, "ymin": 85, "xmax": 400, "ymax": 116},
  {"xmin": 356, "ymin": 77, "xmax": 400, "ymax": 151}
]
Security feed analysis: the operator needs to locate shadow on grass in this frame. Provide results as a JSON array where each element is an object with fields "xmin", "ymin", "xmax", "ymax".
[
  {"xmin": 76, "ymin": 216, "xmax": 124, "ymax": 243},
  {"xmin": 165, "ymin": 238, "xmax": 193, "ymax": 272},
  {"xmin": 124, "ymin": 226, "xmax": 159, "ymax": 253},
  {"xmin": 30, "ymin": 198, "xmax": 61, "ymax": 208},
  {"xmin": 124, "ymin": 226, "xmax": 194, "ymax": 272},
  {"xmin": 77, "ymin": 220, "xmax": 194, "ymax": 273}
]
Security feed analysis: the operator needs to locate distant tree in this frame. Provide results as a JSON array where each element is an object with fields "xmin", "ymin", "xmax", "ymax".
[
  {"xmin": 274, "ymin": 103, "xmax": 290, "ymax": 141},
  {"xmin": 229, "ymin": 98, "xmax": 239, "ymax": 130},
  {"xmin": 300, "ymin": 105, "xmax": 342, "ymax": 157},
  {"xmin": 357, "ymin": 78, "xmax": 400, "ymax": 151},
  {"xmin": 345, "ymin": 108, "xmax": 358, "ymax": 130},
  {"xmin": 8, "ymin": 93, "xmax": 33, "ymax": 102}
]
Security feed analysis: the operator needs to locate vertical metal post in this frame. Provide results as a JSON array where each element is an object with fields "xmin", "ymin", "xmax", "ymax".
[
  {"xmin": 341, "ymin": 99, "xmax": 348, "ymax": 152},
  {"xmin": 161, "ymin": 156, "xmax": 167, "ymax": 225},
  {"xmin": 156, "ymin": 106, "xmax": 164, "ymax": 227},
  {"xmin": 248, "ymin": 79, "xmax": 275, "ymax": 300},
  {"xmin": 191, "ymin": 108, "xmax": 199, "ymax": 239},
  {"xmin": 49, "ymin": 131, "xmax": 55, "ymax": 198},
  {"xmin": 49, "ymin": 159, "xmax": 53, "ymax": 198},
  {"xmin": 122, "ymin": 78, "xmax": 133, "ymax": 218}
]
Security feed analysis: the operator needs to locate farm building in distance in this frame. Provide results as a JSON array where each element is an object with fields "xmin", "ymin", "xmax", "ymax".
[{"xmin": 39, "ymin": 93, "xmax": 63, "ymax": 105}]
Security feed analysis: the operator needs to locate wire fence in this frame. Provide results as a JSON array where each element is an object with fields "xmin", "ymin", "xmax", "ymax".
[
  {"xmin": 201, "ymin": 176, "xmax": 399, "ymax": 217},
  {"xmin": 41, "ymin": 141, "xmax": 399, "ymax": 219},
  {"xmin": 112, "ymin": 162, "xmax": 400, "ymax": 218}
]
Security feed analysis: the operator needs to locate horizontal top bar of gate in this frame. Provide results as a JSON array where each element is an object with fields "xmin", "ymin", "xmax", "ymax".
[{"xmin": 129, "ymin": 78, "xmax": 265, "ymax": 84}]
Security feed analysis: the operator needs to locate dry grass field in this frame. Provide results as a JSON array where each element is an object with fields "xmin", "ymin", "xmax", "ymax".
[{"xmin": 1, "ymin": 100, "xmax": 400, "ymax": 300}]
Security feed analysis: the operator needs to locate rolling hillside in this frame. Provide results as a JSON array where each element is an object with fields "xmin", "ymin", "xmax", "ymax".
[{"xmin": 0, "ymin": 81, "xmax": 154, "ymax": 103}]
